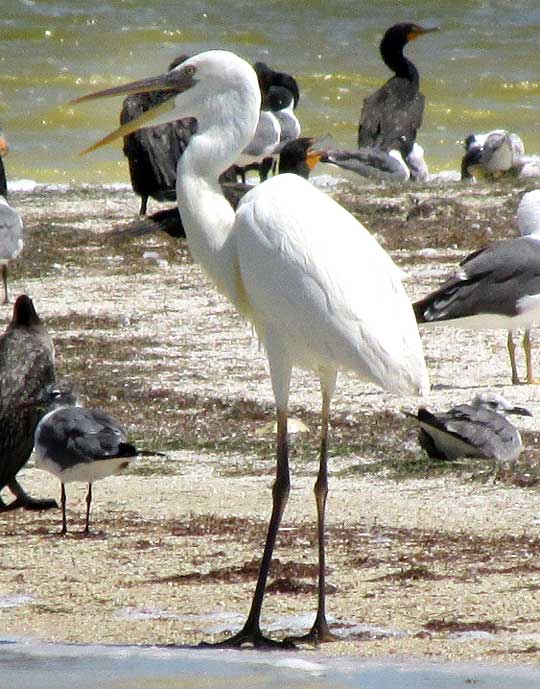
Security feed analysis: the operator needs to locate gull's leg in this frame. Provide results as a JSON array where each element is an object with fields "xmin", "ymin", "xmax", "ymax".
[
  {"xmin": 202, "ymin": 407, "xmax": 293, "ymax": 649},
  {"xmin": 2, "ymin": 266, "xmax": 8, "ymax": 304},
  {"xmin": 84, "ymin": 483, "xmax": 92, "ymax": 534},
  {"xmin": 60, "ymin": 483, "xmax": 68, "ymax": 535},
  {"xmin": 287, "ymin": 369, "xmax": 338, "ymax": 644},
  {"xmin": 524, "ymin": 330, "xmax": 538, "ymax": 384},
  {"xmin": 507, "ymin": 331, "xmax": 520, "ymax": 384}
]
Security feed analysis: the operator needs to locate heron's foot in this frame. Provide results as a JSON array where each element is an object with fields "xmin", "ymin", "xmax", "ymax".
[
  {"xmin": 284, "ymin": 620, "xmax": 339, "ymax": 646},
  {"xmin": 511, "ymin": 373, "xmax": 522, "ymax": 385},
  {"xmin": 526, "ymin": 376, "xmax": 540, "ymax": 385},
  {"xmin": 199, "ymin": 626, "xmax": 296, "ymax": 650}
]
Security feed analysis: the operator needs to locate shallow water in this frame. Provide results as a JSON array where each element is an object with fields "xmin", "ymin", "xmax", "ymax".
[
  {"xmin": 1, "ymin": 1, "xmax": 540, "ymax": 183},
  {"xmin": 2, "ymin": 638, "xmax": 540, "ymax": 689}
]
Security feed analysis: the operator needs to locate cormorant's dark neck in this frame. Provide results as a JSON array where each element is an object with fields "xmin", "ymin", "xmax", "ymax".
[
  {"xmin": 0, "ymin": 156, "xmax": 7, "ymax": 198},
  {"xmin": 380, "ymin": 35, "xmax": 419, "ymax": 83}
]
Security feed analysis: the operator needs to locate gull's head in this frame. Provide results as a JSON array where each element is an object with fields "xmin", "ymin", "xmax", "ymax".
[
  {"xmin": 472, "ymin": 391, "xmax": 532, "ymax": 417},
  {"xmin": 73, "ymin": 50, "xmax": 261, "ymax": 155}
]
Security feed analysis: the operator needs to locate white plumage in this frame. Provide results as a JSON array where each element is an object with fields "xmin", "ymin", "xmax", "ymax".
[{"xmin": 75, "ymin": 48, "xmax": 429, "ymax": 648}]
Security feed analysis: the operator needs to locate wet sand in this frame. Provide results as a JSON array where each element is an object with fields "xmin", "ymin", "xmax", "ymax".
[{"xmin": 2, "ymin": 179, "xmax": 540, "ymax": 665}]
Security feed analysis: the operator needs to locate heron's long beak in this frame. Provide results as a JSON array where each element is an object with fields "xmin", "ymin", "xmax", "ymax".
[{"xmin": 71, "ymin": 69, "xmax": 197, "ymax": 154}]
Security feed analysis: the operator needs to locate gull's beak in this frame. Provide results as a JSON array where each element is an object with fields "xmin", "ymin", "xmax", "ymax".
[
  {"xmin": 506, "ymin": 406, "xmax": 533, "ymax": 417},
  {"xmin": 71, "ymin": 68, "xmax": 197, "ymax": 154}
]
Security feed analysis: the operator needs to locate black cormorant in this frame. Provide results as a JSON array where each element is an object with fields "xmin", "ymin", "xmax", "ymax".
[
  {"xmin": 358, "ymin": 23, "xmax": 438, "ymax": 161},
  {"xmin": 120, "ymin": 55, "xmax": 197, "ymax": 215},
  {"xmin": 0, "ymin": 295, "xmax": 57, "ymax": 512}
]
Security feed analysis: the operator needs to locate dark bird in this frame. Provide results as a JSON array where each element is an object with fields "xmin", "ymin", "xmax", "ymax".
[
  {"xmin": 413, "ymin": 190, "xmax": 540, "ymax": 385},
  {"xmin": 405, "ymin": 392, "xmax": 531, "ymax": 462},
  {"xmin": 112, "ymin": 137, "xmax": 323, "ymax": 241},
  {"xmin": 358, "ymin": 23, "xmax": 438, "ymax": 163},
  {"xmin": 253, "ymin": 61, "xmax": 300, "ymax": 109},
  {"xmin": 120, "ymin": 55, "xmax": 197, "ymax": 215},
  {"xmin": 0, "ymin": 295, "xmax": 57, "ymax": 512},
  {"xmin": 30, "ymin": 382, "xmax": 164, "ymax": 535}
]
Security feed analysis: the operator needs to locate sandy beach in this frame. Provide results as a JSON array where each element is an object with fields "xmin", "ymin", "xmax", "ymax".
[{"xmin": 2, "ymin": 178, "xmax": 540, "ymax": 666}]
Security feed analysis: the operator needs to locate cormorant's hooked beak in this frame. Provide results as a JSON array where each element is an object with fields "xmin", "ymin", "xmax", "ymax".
[
  {"xmin": 408, "ymin": 25, "xmax": 440, "ymax": 41},
  {"xmin": 71, "ymin": 68, "xmax": 198, "ymax": 154},
  {"xmin": 306, "ymin": 148, "xmax": 324, "ymax": 170},
  {"xmin": 303, "ymin": 138, "xmax": 325, "ymax": 170}
]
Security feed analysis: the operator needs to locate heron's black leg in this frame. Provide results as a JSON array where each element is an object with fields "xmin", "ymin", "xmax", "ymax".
[
  {"xmin": 84, "ymin": 483, "xmax": 92, "ymax": 534},
  {"xmin": 286, "ymin": 389, "xmax": 337, "ymax": 644},
  {"xmin": 60, "ymin": 483, "xmax": 68, "ymax": 535},
  {"xmin": 202, "ymin": 408, "xmax": 294, "ymax": 649},
  {"xmin": 507, "ymin": 331, "xmax": 520, "ymax": 385}
]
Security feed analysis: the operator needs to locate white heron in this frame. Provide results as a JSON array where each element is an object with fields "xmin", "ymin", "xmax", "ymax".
[{"xmin": 73, "ymin": 49, "xmax": 429, "ymax": 648}]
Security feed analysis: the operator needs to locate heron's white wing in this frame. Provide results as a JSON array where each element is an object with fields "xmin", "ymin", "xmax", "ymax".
[{"xmin": 235, "ymin": 174, "xmax": 428, "ymax": 395}]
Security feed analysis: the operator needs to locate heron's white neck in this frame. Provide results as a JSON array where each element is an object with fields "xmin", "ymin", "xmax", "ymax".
[{"xmin": 176, "ymin": 96, "xmax": 259, "ymax": 310}]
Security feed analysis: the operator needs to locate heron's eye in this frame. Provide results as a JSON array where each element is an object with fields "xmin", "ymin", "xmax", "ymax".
[{"xmin": 184, "ymin": 65, "xmax": 195, "ymax": 77}]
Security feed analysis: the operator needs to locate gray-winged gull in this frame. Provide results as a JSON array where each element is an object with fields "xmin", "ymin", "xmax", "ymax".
[
  {"xmin": 30, "ymin": 382, "xmax": 164, "ymax": 535},
  {"xmin": 405, "ymin": 391, "xmax": 531, "ymax": 461},
  {"xmin": 414, "ymin": 189, "xmax": 540, "ymax": 384}
]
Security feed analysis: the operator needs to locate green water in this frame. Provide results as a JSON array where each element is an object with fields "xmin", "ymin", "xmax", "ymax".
[{"xmin": 2, "ymin": 0, "xmax": 540, "ymax": 183}]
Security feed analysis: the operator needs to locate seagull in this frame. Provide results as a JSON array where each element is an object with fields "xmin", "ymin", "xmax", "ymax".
[
  {"xmin": 0, "ymin": 295, "xmax": 57, "ymax": 512},
  {"xmin": 236, "ymin": 62, "xmax": 301, "ymax": 182},
  {"xmin": 74, "ymin": 48, "xmax": 429, "ymax": 648},
  {"xmin": 414, "ymin": 189, "xmax": 540, "ymax": 384},
  {"xmin": 461, "ymin": 130, "xmax": 525, "ymax": 181},
  {"xmin": 405, "ymin": 391, "xmax": 531, "ymax": 462},
  {"xmin": 358, "ymin": 23, "xmax": 438, "ymax": 165},
  {"xmin": 29, "ymin": 382, "xmax": 164, "ymax": 535},
  {"xmin": 0, "ymin": 196, "xmax": 24, "ymax": 304}
]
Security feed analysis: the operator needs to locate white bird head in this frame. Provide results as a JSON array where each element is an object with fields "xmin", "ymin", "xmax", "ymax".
[
  {"xmin": 472, "ymin": 391, "xmax": 531, "ymax": 417},
  {"xmin": 73, "ymin": 50, "xmax": 261, "ymax": 156}
]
